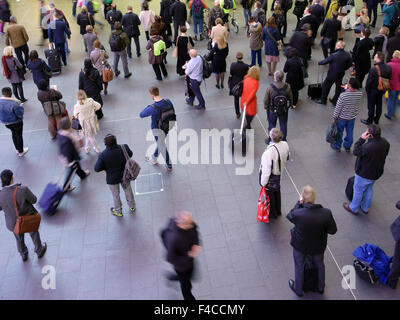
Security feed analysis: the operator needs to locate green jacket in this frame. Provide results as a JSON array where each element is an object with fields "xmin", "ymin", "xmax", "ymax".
[
  {"xmin": 220, "ymin": 0, "xmax": 236, "ymax": 14},
  {"xmin": 110, "ymin": 29, "xmax": 130, "ymax": 50}
]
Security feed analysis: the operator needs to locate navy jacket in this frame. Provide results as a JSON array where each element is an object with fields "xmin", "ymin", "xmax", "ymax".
[
  {"xmin": 49, "ymin": 19, "xmax": 71, "ymax": 44},
  {"xmin": 57, "ymin": 133, "xmax": 81, "ymax": 164},
  {"xmin": 365, "ymin": 62, "xmax": 392, "ymax": 92},
  {"xmin": 169, "ymin": 1, "xmax": 187, "ymax": 24},
  {"xmin": 318, "ymin": 48, "xmax": 352, "ymax": 79},
  {"xmin": 94, "ymin": 144, "xmax": 133, "ymax": 185},
  {"xmin": 121, "ymin": 12, "xmax": 141, "ymax": 37},
  {"xmin": 310, "ymin": 4, "xmax": 325, "ymax": 25}
]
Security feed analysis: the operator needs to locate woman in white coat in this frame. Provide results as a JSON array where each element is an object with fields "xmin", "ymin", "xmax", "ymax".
[{"xmin": 73, "ymin": 90, "xmax": 101, "ymax": 154}]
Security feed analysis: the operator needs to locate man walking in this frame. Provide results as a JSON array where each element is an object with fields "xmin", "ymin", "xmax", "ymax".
[
  {"xmin": 331, "ymin": 78, "xmax": 362, "ymax": 152},
  {"xmin": 94, "ymin": 134, "xmax": 136, "ymax": 217},
  {"xmin": 140, "ymin": 86, "xmax": 174, "ymax": 172},
  {"xmin": 106, "ymin": 4, "xmax": 123, "ymax": 31},
  {"xmin": 0, "ymin": 87, "xmax": 28, "ymax": 157},
  {"xmin": 48, "ymin": 11, "xmax": 71, "ymax": 66},
  {"xmin": 343, "ymin": 125, "xmax": 390, "ymax": 215},
  {"xmin": 121, "ymin": 6, "xmax": 141, "ymax": 58},
  {"xmin": 0, "ymin": 169, "xmax": 47, "ymax": 262},
  {"xmin": 109, "ymin": 22, "xmax": 132, "ymax": 78},
  {"xmin": 5, "ymin": 16, "xmax": 29, "ymax": 68},
  {"xmin": 209, "ymin": 0, "xmax": 225, "ymax": 31},
  {"xmin": 185, "ymin": 49, "xmax": 206, "ymax": 110},
  {"xmin": 361, "ymin": 52, "xmax": 392, "ymax": 125},
  {"xmin": 161, "ymin": 211, "xmax": 201, "ymax": 300},
  {"xmin": 287, "ymin": 185, "xmax": 337, "ymax": 297},
  {"xmin": 320, "ymin": 11, "xmax": 342, "ymax": 59},
  {"xmin": 170, "ymin": 0, "xmax": 187, "ymax": 43},
  {"xmin": 315, "ymin": 41, "xmax": 352, "ymax": 105},
  {"xmin": 263, "ymin": 71, "xmax": 293, "ymax": 142},
  {"xmin": 364, "ymin": 0, "xmax": 379, "ymax": 28},
  {"xmin": 289, "ymin": 23, "xmax": 312, "ymax": 70}
]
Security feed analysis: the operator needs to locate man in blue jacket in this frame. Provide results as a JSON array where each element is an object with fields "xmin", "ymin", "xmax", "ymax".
[
  {"xmin": 48, "ymin": 11, "xmax": 71, "ymax": 66},
  {"xmin": 0, "ymin": 87, "xmax": 28, "ymax": 157},
  {"xmin": 94, "ymin": 134, "xmax": 136, "ymax": 217}
]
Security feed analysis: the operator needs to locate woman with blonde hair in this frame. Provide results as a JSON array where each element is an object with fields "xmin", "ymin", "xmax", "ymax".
[
  {"xmin": 2, "ymin": 46, "xmax": 27, "ymax": 102},
  {"xmin": 73, "ymin": 90, "xmax": 101, "ymax": 154},
  {"xmin": 211, "ymin": 36, "xmax": 229, "ymax": 89},
  {"xmin": 240, "ymin": 66, "xmax": 260, "ymax": 131},
  {"xmin": 353, "ymin": 7, "xmax": 369, "ymax": 39}
]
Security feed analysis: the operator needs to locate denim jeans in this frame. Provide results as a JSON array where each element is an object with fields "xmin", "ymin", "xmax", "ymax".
[
  {"xmin": 153, "ymin": 130, "xmax": 172, "ymax": 168},
  {"xmin": 267, "ymin": 110, "xmax": 288, "ymax": 142},
  {"xmin": 333, "ymin": 118, "xmax": 355, "ymax": 150},
  {"xmin": 193, "ymin": 17, "xmax": 203, "ymax": 36},
  {"xmin": 251, "ymin": 49, "xmax": 262, "ymax": 67},
  {"xmin": 188, "ymin": 78, "xmax": 205, "ymax": 107},
  {"xmin": 244, "ymin": 9, "xmax": 250, "ymax": 34},
  {"xmin": 350, "ymin": 174, "xmax": 375, "ymax": 213},
  {"xmin": 387, "ymin": 90, "xmax": 400, "ymax": 118}
]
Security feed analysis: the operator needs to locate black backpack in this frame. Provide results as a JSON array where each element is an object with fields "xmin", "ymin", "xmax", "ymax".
[
  {"xmin": 223, "ymin": 0, "xmax": 233, "ymax": 10},
  {"xmin": 257, "ymin": 10, "xmax": 266, "ymax": 26},
  {"xmin": 151, "ymin": 99, "xmax": 176, "ymax": 134},
  {"xmin": 212, "ymin": 9, "xmax": 223, "ymax": 24},
  {"xmin": 109, "ymin": 33, "xmax": 124, "ymax": 52},
  {"xmin": 392, "ymin": 3, "xmax": 400, "ymax": 28},
  {"xmin": 201, "ymin": 55, "xmax": 212, "ymax": 79},
  {"xmin": 271, "ymin": 84, "xmax": 289, "ymax": 115},
  {"xmin": 274, "ymin": 13, "xmax": 285, "ymax": 27}
]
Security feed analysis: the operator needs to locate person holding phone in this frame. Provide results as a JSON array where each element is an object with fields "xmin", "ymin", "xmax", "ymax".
[{"xmin": 343, "ymin": 125, "xmax": 390, "ymax": 215}]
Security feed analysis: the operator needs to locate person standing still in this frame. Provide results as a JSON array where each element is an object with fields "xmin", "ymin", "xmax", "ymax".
[{"xmin": 185, "ymin": 49, "xmax": 206, "ymax": 109}]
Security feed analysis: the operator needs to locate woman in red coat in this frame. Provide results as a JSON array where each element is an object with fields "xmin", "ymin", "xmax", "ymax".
[{"xmin": 240, "ymin": 66, "xmax": 260, "ymax": 130}]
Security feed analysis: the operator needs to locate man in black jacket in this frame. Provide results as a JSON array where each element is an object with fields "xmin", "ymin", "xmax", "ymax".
[
  {"xmin": 361, "ymin": 52, "xmax": 392, "ymax": 125},
  {"xmin": 297, "ymin": 6, "xmax": 318, "ymax": 41},
  {"xmin": 343, "ymin": 125, "xmax": 390, "ymax": 215},
  {"xmin": 386, "ymin": 28, "xmax": 400, "ymax": 62},
  {"xmin": 94, "ymin": 134, "xmax": 136, "ymax": 217},
  {"xmin": 161, "ymin": 211, "xmax": 201, "ymax": 300},
  {"xmin": 387, "ymin": 201, "xmax": 400, "ymax": 289},
  {"xmin": 160, "ymin": 0, "xmax": 173, "ymax": 37},
  {"xmin": 311, "ymin": 0, "xmax": 325, "ymax": 26},
  {"xmin": 170, "ymin": 0, "xmax": 187, "ymax": 43},
  {"xmin": 121, "ymin": 6, "xmax": 141, "ymax": 58},
  {"xmin": 287, "ymin": 185, "xmax": 337, "ymax": 297},
  {"xmin": 315, "ymin": 41, "xmax": 352, "ymax": 105},
  {"xmin": 289, "ymin": 23, "xmax": 313, "ymax": 69},
  {"xmin": 229, "ymin": 51, "xmax": 249, "ymax": 118},
  {"xmin": 320, "ymin": 11, "xmax": 342, "ymax": 58},
  {"xmin": 106, "ymin": 4, "xmax": 122, "ymax": 31}
]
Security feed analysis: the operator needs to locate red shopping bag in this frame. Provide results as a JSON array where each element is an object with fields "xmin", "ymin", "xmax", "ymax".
[{"xmin": 257, "ymin": 186, "xmax": 270, "ymax": 223}]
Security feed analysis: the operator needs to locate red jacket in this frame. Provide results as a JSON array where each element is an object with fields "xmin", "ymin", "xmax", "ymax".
[
  {"xmin": 388, "ymin": 58, "xmax": 400, "ymax": 91},
  {"xmin": 240, "ymin": 75, "xmax": 259, "ymax": 116}
]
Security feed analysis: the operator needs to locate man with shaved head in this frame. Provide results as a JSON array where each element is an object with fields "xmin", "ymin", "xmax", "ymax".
[
  {"xmin": 161, "ymin": 211, "xmax": 201, "ymax": 300},
  {"xmin": 287, "ymin": 185, "xmax": 337, "ymax": 297},
  {"xmin": 185, "ymin": 49, "xmax": 206, "ymax": 109}
]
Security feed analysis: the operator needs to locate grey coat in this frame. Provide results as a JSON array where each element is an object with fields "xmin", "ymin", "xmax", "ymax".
[
  {"xmin": 90, "ymin": 48, "xmax": 109, "ymax": 73},
  {"xmin": 0, "ymin": 184, "xmax": 38, "ymax": 232},
  {"xmin": 5, "ymin": 57, "xmax": 24, "ymax": 84},
  {"xmin": 83, "ymin": 32, "xmax": 98, "ymax": 57}
]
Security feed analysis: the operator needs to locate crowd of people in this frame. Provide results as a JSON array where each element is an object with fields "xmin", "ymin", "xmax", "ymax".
[{"xmin": 0, "ymin": 0, "xmax": 399, "ymax": 301}]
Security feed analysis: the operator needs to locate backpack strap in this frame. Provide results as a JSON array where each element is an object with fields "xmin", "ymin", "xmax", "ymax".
[
  {"xmin": 13, "ymin": 187, "xmax": 19, "ymax": 218},
  {"xmin": 121, "ymin": 144, "xmax": 130, "ymax": 161}
]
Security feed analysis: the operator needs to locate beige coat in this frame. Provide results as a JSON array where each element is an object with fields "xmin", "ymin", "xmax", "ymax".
[
  {"xmin": 73, "ymin": 98, "xmax": 101, "ymax": 137},
  {"xmin": 5, "ymin": 24, "xmax": 29, "ymax": 48},
  {"xmin": 210, "ymin": 24, "xmax": 228, "ymax": 43}
]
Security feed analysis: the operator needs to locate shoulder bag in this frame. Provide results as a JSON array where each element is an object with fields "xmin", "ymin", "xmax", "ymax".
[
  {"xmin": 376, "ymin": 65, "xmax": 391, "ymax": 91},
  {"xmin": 100, "ymin": 50, "xmax": 114, "ymax": 82},
  {"xmin": 13, "ymin": 187, "xmax": 41, "ymax": 235},
  {"xmin": 42, "ymin": 90, "xmax": 66, "ymax": 116},
  {"xmin": 265, "ymin": 27, "xmax": 283, "ymax": 51},
  {"xmin": 121, "ymin": 144, "xmax": 141, "ymax": 189},
  {"xmin": 266, "ymin": 145, "xmax": 281, "ymax": 191},
  {"xmin": 14, "ymin": 59, "xmax": 26, "ymax": 80}
]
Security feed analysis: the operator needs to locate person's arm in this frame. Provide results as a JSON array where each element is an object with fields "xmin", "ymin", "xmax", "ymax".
[
  {"xmin": 73, "ymin": 104, "xmax": 79, "ymax": 117},
  {"xmin": 125, "ymin": 144, "xmax": 133, "ymax": 158},
  {"xmin": 353, "ymin": 137, "xmax": 367, "ymax": 157},
  {"xmin": 318, "ymin": 55, "xmax": 332, "ymax": 65},
  {"xmin": 263, "ymin": 86, "xmax": 271, "ymax": 109},
  {"xmin": 326, "ymin": 213, "xmax": 338, "ymax": 235},
  {"xmin": 185, "ymin": 60, "xmax": 194, "ymax": 76},
  {"xmin": 139, "ymin": 105, "xmax": 153, "ymax": 118},
  {"xmin": 260, "ymin": 150, "xmax": 272, "ymax": 186},
  {"xmin": 65, "ymin": 22, "xmax": 72, "ymax": 37},
  {"xmin": 92, "ymin": 100, "xmax": 101, "ymax": 111},
  {"xmin": 365, "ymin": 68, "xmax": 374, "ymax": 91},
  {"xmin": 13, "ymin": 104, "xmax": 24, "ymax": 119},
  {"xmin": 283, "ymin": 61, "xmax": 288, "ymax": 73},
  {"xmin": 333, "ymin": 94, "xmax": 343, "ymax": 120},
  {"xmin": 94, "ymin": 154, "xmax": 105, "ymax": 172},
  {"xmin": 286, "ymin": 201, "xmax": 302, "ymax": 222},
  {"xmin": 202, "ymin": 0, "xmax": 208, "ymax": 9},
  {"xmin": 79, "ymin": 73, "xmax": 84, "ymax": 90},
  {"xmin": 244, "ymin": 80, "xmax": 259, "ymax": 105},
  {"xmin": 5, "ymin": 30, "xmax": 9, "ymax": 46},
  {"xmin": 22, "ymin": 27, "xmax": 29, "ymax": 43},
  {"xmin": 286, "ymin": 83, "xmax": 293, "ymax": 106},
  {"xmin": 24, "ymin": 187, "xmax": 37, "ymax": 205}
]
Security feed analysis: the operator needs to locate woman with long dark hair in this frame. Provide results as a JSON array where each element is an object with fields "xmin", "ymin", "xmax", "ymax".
[{"xmin": 283, "ymin": 47, "xmax": 304, "ymax": 108}]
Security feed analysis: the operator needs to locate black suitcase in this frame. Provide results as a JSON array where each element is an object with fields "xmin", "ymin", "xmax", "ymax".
[
  {"xmin": 353, "ymin": 259, "xmax": 378, "ymax": 284},
  {"xmin": 231, "ymin": 104, "xmax": 247, "ymax": 157},
  {"xmin": 44, "ymin": 44, "xmax": 62, "ymax": 74},
  {"xmin": 307, "ymin": 83, "xmax": 322, "ymax": 100},
  {"xmin": 303, "ymin": 255, "xmax": 318, "ymax": 292},
  {"xmin": 346, "ymin": 176, "xmax": 355, "ymax": 201}
]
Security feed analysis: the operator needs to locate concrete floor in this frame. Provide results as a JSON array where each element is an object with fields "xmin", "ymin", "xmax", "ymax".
[{"xmin": 0, "ymin": 0, "xmax": 399, "ymax": 300}]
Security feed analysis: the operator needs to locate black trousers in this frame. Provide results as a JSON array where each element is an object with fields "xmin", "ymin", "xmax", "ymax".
[
  {"xmin": 14, "ymin": 44, "xmax": 29, "ymax": 67},
  {"xmin": 5, "ymin": 121, "xmax": 24, "ymax": 153},
  {"xmin": 175, "ymin": 267, "xmax": 195, "ymax": 300},
  {"xmin": 266, "ymin": 188, "xmax": 281, "ymax": 218},
  {"xmin": 321, "ymin": 75, "xmax": 344, "ymax": 104},
  {"xmin": 367, "ymin": 4, "xmax": 378, "ymax": 27},
  {"xmin": 14, "ymin": 231, "xmax": 43, "ymax": 257},
  {"xmin": 245, "ymin": 114, "xmax": 254, "ymax": 130},
  {"xmin": 282, "ymin": 11, "xmax": 288, "ymax": 38},
  {"xmin": 388, "ymin": 240, "xmax": 400, "ymax": 285},
  {"xmin": 152, "ymin": 62, "xmax": 168, "ymax": 80},
  {"xmin": 234, "ymin": 95, "xmax": 240, "ymax": 116},
  {"xmin": 11, "ymin": 82, "xmax": 25, "ymax": 100},
  {"xmin": 321, "ymin": 39, "xmax": 336, "ymax": 59},
  {"xmin": 367, "ymin": 90, "xmax": 383, "ymax": 124},
  {"xmin": 292, "ymin": 87, "xmax": 299, "ymax": 106},
  {"xmin": 127, "ymin": 35, "xmax": 141, "ymax": 57},
  {"xmin": 63, "ymin": 161, "xmax": 87, "ymax": 189},
  {"xmin": 145, "ymin": 31, "xmax": 150, "ymax": 41},
  {"xmin": 165, "ymin": 23, "xmax": 172, "ymax": 37},
  {"xmin": 174, "ymin": 21, "xmax": 185, "ymax": 43}
]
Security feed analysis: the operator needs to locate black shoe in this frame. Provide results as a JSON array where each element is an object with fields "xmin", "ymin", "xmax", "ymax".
[
  {"xmin": 288, "ymin": 279, "xmax": 303, "ymax": 297},
  {"xmin": 137, "ymin": 53, "xmax": 141, "ymax": 57},
  {"xmin": 360, "ymin": 209, "xmax": 369, "ymax": 215},
  {"xmin": 124, "ymin": 72, "xmax": 132, "ymax": 78},
  {"xmin": 315, "ymin": 99, "xmax": 326, "ymax": 105},
  {"xmin": 330, "ymin": 144, "xmax": 340, "ymax": 152},
  {"xmin": 388, "ymin": 279, "xmax": 398, "ymax": 289},
  {"xmin": 37, "ymin": 242, "xmax": 47, "ymax": 259},
  {"xmin": 128, "ymin": 54, "xmax": 132, "ymax": 59},
  {"xmin": 195, "ymin": 104, "xmax": 206, "ymax": 110},
  {"xmin": 115, "ymin": 70, "xmax": 121, "ymax": 77},
  {"xmin": 360, "ymin": 119, "xmax": 371, "ymax": 125},
  {"xmin": 21, "ymin": 98, "xmax": 28, "ymax": 103},
  {"xmin": 344, "ymin": 147, "xmax": 351, "ymax": 152},
  {"xmin": 385, "ymin": 114, "xmax": 392, "ymax": 120},
  {"xmin": 216, "ymin": 84, "xmax": 220, "ymax": 89},
  {"xmin": 221, "ymin": 84, "xmax": 224, "ymax": 89},
  {"xmin": 317, "ymin": 288, "xmax": 324, "ymax": 294},
  {"xmin": 343, "ymin": 202, "xmax": 358, "ymax": 215},
  {"xmin": 163, "ymin": 73, "xmax": 168, "ymax": 78},
  {"xmin": 185, "ymin": 98, "xmax": 193, "ymax": 106},
  {"xmin": 22, "ymin": 253, "xmax": 28, "ymax": 262},
  {"xmin": 374, "ymin": 120, "xmax": 379, "ymax": 125},
  {"xmin": 156, "ymin": 77, "xmax": 163, "ymax": 81},
  {"xmin": 165, "ymin": 272, "xmax": 179, "ymax": 281}
]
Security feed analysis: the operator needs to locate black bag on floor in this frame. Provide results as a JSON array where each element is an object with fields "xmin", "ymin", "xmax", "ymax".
[
  {"xmin": 326, "ymin": 122, "xmax": 339, "ymax": 144},
  {"xmin": 353, "ymin": 259, "xmax": 378, "ymax": 284},
  {"xmin": 307, "ymin": 83, "xmax": 322, "ymax": 99},
  {"xmin": 346, "ymin": 176, "xmax": 354, "ymax": 201},
  {"xmin": 303, "ymin": 255, "xmax": 318, "ymax": 292},
  {"xmin": 44, "ymin": 43, "xmax": 62, "ymax": 74}
]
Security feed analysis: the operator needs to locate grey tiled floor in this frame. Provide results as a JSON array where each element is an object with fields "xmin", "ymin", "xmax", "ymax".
[{"xmin": 0, "ymin": 0, "xmax": 399, "ymax": 300}]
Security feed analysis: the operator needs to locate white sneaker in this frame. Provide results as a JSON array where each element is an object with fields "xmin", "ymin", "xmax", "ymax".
[
  {"xmin": 145, "ymin": 155, "xmax": 159, "ymax": 165},
  {"xmin": 18, "ymin": 147, "xmax": 29, "ymax": 157}
]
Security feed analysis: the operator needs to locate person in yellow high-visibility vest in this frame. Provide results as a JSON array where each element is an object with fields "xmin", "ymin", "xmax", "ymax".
[{"xmin": 220, "ymin": 0, "xmax": 236, "ymax": 31}]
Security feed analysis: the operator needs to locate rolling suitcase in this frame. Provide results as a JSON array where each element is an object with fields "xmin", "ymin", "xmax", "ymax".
[
  {"xmin": 345, "ymin": 176, "xmax": 355, "ymax": 201},
  {"xmin": 307, "ymin": 65, "xmax": 323, "ymax": 100},
  {"xmin": 231, "ymin": 104, "xmax": 247, "ymax": 157},
  {"xmin": 303, "ymin": 255, "xmax": 319, "ymax": 292},
  {"xmin": 44, "ymin": 43, "xmax": 62, "ymax": 74}
]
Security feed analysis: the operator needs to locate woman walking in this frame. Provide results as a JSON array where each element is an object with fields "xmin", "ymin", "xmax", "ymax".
[
  {"xmin": 283, "ymin": 47, "xmax": 304, "ymax": 109},
  {"xmin": 229, "ymin": 52, "xmax": 249, "ymax": 118},
  {"xmin": 2, "ymin": 46, "xmax": 27, "ymax": 102},
  {"xmin": 140, "ymin": 2, "xmax": 155, "ymax": 41},
  {"xmin": 90, "ymin": 40, "xmax": 111, "ymax": 95},
  {"xmin": 211, "ymin": 37, "xmax": 229, "ymax": 89},
  {"xmin": 240, "ymin": 66, "xmax": 260, "ymax": 131},
  {"xmin": 146, "ymin": 31, "xmax": 168, "ymax": 81},
  {"xmin": 176, "ymin": 26, "xmax": 194, "ymax": 76},
  {"xmin": 79, "ymin": 58, "xmax": 104, "ymax": 119},
  {"xmin": 73, "ymin": 90, "xmax": 101, "ymax": 154},
  {"xmin": 262, "ymin": 17, "xmax": 281, "ymax": 76},
  {"xmin": 27, "ymin": 50, "xmax": 51, "ymax": 88}
]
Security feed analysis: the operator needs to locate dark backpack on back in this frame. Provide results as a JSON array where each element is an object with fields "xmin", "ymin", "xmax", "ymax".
[
  {"xmin": 257, "ymin": 10, "xmax": 266, "ymax": 26},
  {"xmin": 212, "ymin": 8, "xmax": 223, "ymax": 24},
  {"xmin": 109, "ymin": 33, "xmax": 124, "ymax": 52},
  {"xmin": 223, "ymin": 0, "xmax": 234, "ymax": 9},
  {"xmin": 151, "ymin": 99, "xmax": 176, "ymax": 134},
  {"xmin": 201, "ymin": 55, "xmax": 212, "ymax": 79},
  {"xmin": 274, "ymin": 13, "xmax": 285, "ymax": 27},
  {"xmin": 271, "ymin": 84, "xmax": 289, "ymax": 115}
]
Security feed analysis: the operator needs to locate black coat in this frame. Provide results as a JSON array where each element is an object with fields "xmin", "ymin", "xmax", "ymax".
[
  {"xmin": 320, "ymin": 17, "xmax": 341, "ymax": 43},
  {"xmin": 298, "ymin": 14, "xmax": 318, "ymax": 37},
  {"xmin": 353, "ymin": 137, "xmax": 390, "ymax": 181},
  {"xmin": 310, "ymin": 3, "xmax": 325, "ymax": 25},
  {"xmin": 318, "ymin": 49, "xmax": 352, "ymax": 79},
  {"xmin": 79, "ymin": 67, "xmax": 103, "ymax": 106},
  {"xmin": 169, "ymin": 1, "xmax": 187, "ymax": 24},
  {"xmin": 352, "ymin": 38, "xmax": 374, "ymax": 75},
  {"xmin": 386, "ymin": 34, "xmax": 400, "ymax": 62},
  {"xmin": 121, "ymin": 12, "xmax": 141, "ymax": 37},
  {"xmin": 77, "ymin": 12, "xmax": 95, "ymax": 35},
  {"xmin": 94, "ymin": 144, "xmax": 133, "ymax": 185},
  {"xmin": 289, "ymin": 31, "xmax": 312, "ymax": 60},
  {"xmin": 161, "ymin": 218, "xmax": 200, "ymax": 272},
  {"xmin": 287, "ymin": 201, "xmax": 337, "ymax": 255},
  {"xmin": 229, "ymin": 61, "xmax": 249, "ymax": 90},
  {"xmin": 284, "ymin": 56, "xmax": 304, "ymax": 90},
  {"xmin": 373, "ymin": 34, "xmax": 386, "ymax": 56},
  {"xmin": 57, "ymin": 133, "xmax": 81, "ymax": 164},
  {"xmin": 365, "ymin": 62, "xmax": 392, "ymax": 92},
  {"xmin": 160, "ymin": 0, "xmax": 173, "ymax": 24}
]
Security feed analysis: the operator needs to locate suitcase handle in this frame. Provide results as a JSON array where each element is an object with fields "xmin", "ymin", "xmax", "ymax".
[{"xmin": 240, "ymin": 104, "xmax": 247, "ymax": 136}]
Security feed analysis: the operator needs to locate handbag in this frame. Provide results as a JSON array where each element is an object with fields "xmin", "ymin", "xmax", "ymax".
[
  {"xmin": 13, "ymin": 187, "xmax": 41, "ymax": 235},
  {"xmin": 14, "ymin": 60, "xmax": 26, "ymax": 80},
  {"xmin": 71, "ymin": 116, "xmax": 82, "ymax": 130},
  {"xmin": 100, "ymin": 51, "xmax": 114, "ymax": 82},
  {"xmin": 265, "ymin": 27, "xmax": 283, "ymax": 51},
  {"xmin": 231, "ymin": 81, "xmax": 243, "ymax": 97},
  {"xmin": 172, "ymin": 36, "xmax": 179, "ymax": 58},
  {"xmin": 322, "ymin": 37, "xmax": 331, "ymax": 47},
  {"xmin": 43, "ymin": 100, "xmax": 66, "ymax": 116},
  {"xmin": 266, "ymin": 145, "xmax": 281, "ymax": 191},
  {"xmin": 326, "ymin": 122, "xmax": 339, "ymax": 144},
  {"xmin": 121, "ymin": 144, "xmax": 141, "ymax": 188},
  {"xmin": 376, "ymin": 65, "xmax": 391, "ymax": 91},
  {"xmin": 257, "ymin": 186, "xmax": 270, "ymax": 223}
]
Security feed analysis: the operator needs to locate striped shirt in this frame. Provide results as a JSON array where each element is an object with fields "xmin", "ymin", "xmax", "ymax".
[{"xmin": 333, "ymin": 90, "xmax": 363, "ymax": 121}]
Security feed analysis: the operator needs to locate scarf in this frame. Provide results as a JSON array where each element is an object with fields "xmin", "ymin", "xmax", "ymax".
[{"xmin": 2, "ymin": 55, "xmax": 13, "ymax": 80}]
